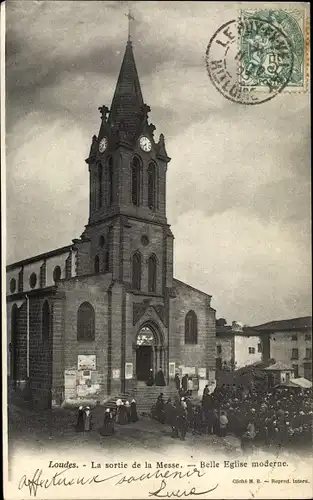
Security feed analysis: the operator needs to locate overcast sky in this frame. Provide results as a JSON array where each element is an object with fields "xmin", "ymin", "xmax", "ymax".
[{"xmin": 5, "ymin": 1, "xmax": 311, "ymax": 325}]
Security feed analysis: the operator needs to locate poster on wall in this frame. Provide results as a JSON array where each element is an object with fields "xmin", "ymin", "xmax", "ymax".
[
  {"xmin": 125, "ymin": 363, "xmax": 133, "ymax": 379},
  {"xmin": 208, "ymin": 369, "xmax": 216, "ymax": 381},
  {"xmin": 64, "ymin": 370, "xmax": 77, "ymax": 399},
  {"xmin": 169, "ymin": 362, "xmax": 176, "ymax": 378},
  {"xmin": 198, "ymin": 367, "xmax": 206, "ymax": 379},
  {"xmin": 112, "ymin": 369, "xmax": 120, "ymax": 380},
  {"xmin": 182, "ymin": 366, "xmax": 196, "ymax": 376},
  {"xmin": 77, "ymin": 355, "xmax": 96, "ymax": 370}
]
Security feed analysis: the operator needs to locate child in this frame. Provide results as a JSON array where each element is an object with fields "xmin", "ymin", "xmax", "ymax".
[{"xmin": 219, "ymin": 411, "xmax": 228, "ymax": 437}]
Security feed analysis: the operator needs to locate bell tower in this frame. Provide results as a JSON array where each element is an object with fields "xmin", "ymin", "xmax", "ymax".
[{"xmin": 77, "ymin": 38, "xmax": 174, "ymax": 294}]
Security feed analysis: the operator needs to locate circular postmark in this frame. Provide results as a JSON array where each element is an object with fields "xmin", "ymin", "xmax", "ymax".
[{"xmin": 205, "ymin": 17, "xmax": 294, "ymax": 104}]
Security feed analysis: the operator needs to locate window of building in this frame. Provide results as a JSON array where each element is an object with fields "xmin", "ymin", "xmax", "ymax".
[
  {"xmin": 99, "ymin": 235, "xmax": 105, "ymax": 248},
  {"xmin": 131, "ymin": 157, "xmax": 141, "ymax": 206},
  {"xmin": 148, "ymin": 162, "xmax": 157, "ymax": 209},
  {"xmin": 10, "ymin": 278, "xmax": 16, "ymax": 293},
  {"xmin": 292, "ymin": 364, "xmax": 299, "ymax": 378},
  {"xmin": 257, "ymin": 342, "xmax": 262, "ymax": 353},
  {"xmin": 248, "ymin": 347, "xmax": 255, "ymax": 354},
  {"xmin": 217, "ymin": 345, "xmax": 222, "ymax": 355},
  {"xmin": 305, "ymin": 348, "xmax": 312, "ymax": 359},
  {"xmin": 94, "ymin": 255, "xmax": 100, "ymax": 274},
  {"xmin": 53, "ymin": 265, "xmax": 61, "ymax": 282},
  {"xmin": 141, "ymin": 235, "xmax": 149, "ymax": 246},
  {"xmin": 77, "ymin": 302, "xmax": 95, "ymax": 341},
  {"xmin": 29, "ymin": 272, "xmax": 37, "ymax": 289},
  {"xmin": 305, "ymin": 333, "xmax": 312, "ymax": 341},
  {"xmin": 42, "ymin": 301, "xmax": 50, "ymax": 341},
  {"xmin": 291, "ymin": 348, "xmax": 299, "ymax": 360},
  {"xmin": 132, "ymin": 251, "xmax": 142, "ymax": 290},
  {"xmin": 185, "ymin": 310, "xmax": 198, "ymax": 344},
  {"xmin": 98, "ymin": 163, "xmax": 103, "ymax": 208},
  {"xmin": 108, "ymin": 157, "xmax": 113, "ymax": 206},
  {"xmin": 148, "ymin": 254, "xmax": 157, "ymax": 293},
  {"xmin": 291, "ymin": 334, "xmax": 298, "ymax": 341}
]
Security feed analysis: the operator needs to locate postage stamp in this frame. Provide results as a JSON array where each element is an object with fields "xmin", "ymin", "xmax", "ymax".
[
  {"xmin": 239, "ymin": 8, "xmax": 310, "ymax": 93},
  {"xmin": 206, "ymin": 6, "xmax": 309, "ymax": 104},
  {"xmin": 206, "ymin": 18, "xmax": 294, "ymax": 105}
]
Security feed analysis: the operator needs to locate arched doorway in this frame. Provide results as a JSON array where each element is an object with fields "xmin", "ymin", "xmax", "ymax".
[{"xmin": 135, "ymin": 325, "xmax": 164, "ymax": 382}]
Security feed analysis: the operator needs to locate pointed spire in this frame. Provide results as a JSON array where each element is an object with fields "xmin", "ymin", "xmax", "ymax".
[{"xmin": 108, "ymin": 40, "xmax": 145, "ymax": 139}]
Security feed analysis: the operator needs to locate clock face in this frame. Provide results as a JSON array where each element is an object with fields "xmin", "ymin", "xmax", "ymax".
[
  {"xmin": 99, "ymin": 137, "xmax": 108, "ymax": 153},
  {"xmin": 139, "ymin": 136, "xmax": 152, "ymax": 152}
]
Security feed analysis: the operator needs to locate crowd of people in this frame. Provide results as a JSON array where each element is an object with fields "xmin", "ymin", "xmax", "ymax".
[
  {"xmin": 75, "ymin": 374, "xmax": 312, "ymax": 451},
  {"xmin": 151, "ymin": 377, "xmax": 313, "ymax": 450},
  {"xmin": 75, "ymin": 399, "xmax": 139, "ymax": 436}
]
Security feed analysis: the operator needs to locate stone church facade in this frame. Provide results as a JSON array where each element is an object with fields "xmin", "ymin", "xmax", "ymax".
[{"xmin": 7, "ymin": 39, "xmax": 216, "ymax": 408}]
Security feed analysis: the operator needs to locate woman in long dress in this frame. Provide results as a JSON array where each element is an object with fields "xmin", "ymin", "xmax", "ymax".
[
  {"xmin": 117, "ymin": 402, "xmax": 128, "ymax": 425},
  {"xmin": 130, "ymin": 399, "xmax": 139, "ymax": 422},
  {"xmin": 115, "ymin": 399, "xmax": 122, "ymax": 423},
  {"xmin": 155, "ymin": 368, "xmax": 166, "ymax": 387},
  {"xmin": 99, "ymin": 409, "xmax": 114, "ymax": 436},
  {"xmin": 84, "ymin": 406, "xmax": 92, "ymax": 432},
  {"xmin": 76, "ymin": 406, "xmax": 85, "ymax": 432},
  {"xmin": 125, "ymin": 401, "xmax": 131, "ymax": 423},
  {"xmin": 147, "ymin": 369, "xmax": 154, "ymax": 386}
]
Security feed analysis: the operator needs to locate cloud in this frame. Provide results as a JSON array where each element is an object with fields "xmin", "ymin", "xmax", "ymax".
[
  {"xmin": 173, "ymin": 209, "xmax": 311, "ymax": 324},
  {"xmin": 5, "ymin": 1, "xmax": 311, "ymax": 324}
]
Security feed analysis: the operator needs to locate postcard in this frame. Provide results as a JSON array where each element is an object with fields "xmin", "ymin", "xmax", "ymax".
[{"xmin": 2, "ymin": 1, "xmax": 312, "ymax": 499}]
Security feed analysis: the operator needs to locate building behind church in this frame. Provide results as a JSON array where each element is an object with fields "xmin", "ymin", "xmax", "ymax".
[{"xmin": 6, "ymin": 38, "xmax": 216, "ymax": 408}]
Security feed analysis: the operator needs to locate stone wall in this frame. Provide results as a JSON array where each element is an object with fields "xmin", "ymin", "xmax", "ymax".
[{"xmin": 169, "ymin": 279, "xmax": 216, "ymax": 382}]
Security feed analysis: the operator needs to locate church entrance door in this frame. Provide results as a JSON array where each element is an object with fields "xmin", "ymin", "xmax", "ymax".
[{"xmin": 136, "ymin": 346, "xmax": 152, "ymax": 381}]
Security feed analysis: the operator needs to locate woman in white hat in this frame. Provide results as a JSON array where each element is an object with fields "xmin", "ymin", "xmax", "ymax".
[
  {"xmin": 125, "ymin": 401, "xmax": 131, "ymax": 423},
  {"xmin": 84, "ymin": 406, "xmax": 92, "ymax": 432},
  {"xmin": 130, "ymin": 399, "xmax": 139, "ymax": 422},
  {"xmin": 76, "ymin": 405, "xmax": 85, "ymax": 432}
]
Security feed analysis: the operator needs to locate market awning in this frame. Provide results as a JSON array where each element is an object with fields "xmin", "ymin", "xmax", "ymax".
[{"xmin": 289, "ymin": 377, "xmax": 312, "ymax": 388}]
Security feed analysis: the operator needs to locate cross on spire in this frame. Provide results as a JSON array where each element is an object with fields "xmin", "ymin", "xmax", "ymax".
[{"xmin": 125, "ymin": 9, "xmax": 135, "ymax": 43}]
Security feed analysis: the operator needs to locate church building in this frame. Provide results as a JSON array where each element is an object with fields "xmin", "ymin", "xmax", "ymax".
[{"xmin": 6, "ymin": 37, "xmax": 216, "ymax": 408}]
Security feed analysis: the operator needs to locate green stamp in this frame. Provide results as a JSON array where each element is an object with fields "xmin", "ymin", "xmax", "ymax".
[{"xmin": 239, "ymin": 9, "xmax": 307, "ymax": 91}]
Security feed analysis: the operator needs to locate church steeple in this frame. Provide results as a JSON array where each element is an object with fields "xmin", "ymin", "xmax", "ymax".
[{"xmin": 108, "ymin": 40, "xmax": 145, "ymax": 139}]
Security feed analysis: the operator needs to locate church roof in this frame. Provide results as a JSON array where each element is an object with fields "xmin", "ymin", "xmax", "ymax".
[{"xmin": 108, "ymin": 40, "xmax": 145, "ymax": 139}]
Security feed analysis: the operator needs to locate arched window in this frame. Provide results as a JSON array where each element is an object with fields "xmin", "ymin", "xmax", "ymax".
[
  {"xmin": 131, "ymin": 157, "xmax": 141, "ymax": 206},
  {"xmin": 98, "ymin": 164, "xmax": 103, "ymax": 208},
  {"xmin": 53, "ymin": 265, "xmax": 61, "ymax": 282},
  {"xmin": 185, "ymin": 310, "xmax": 198, "ymax": 344},
  {"xmin": 132, "ymin": 251, "xmax": 142, "ymax": 290},
  {"xmin": 99, "ymin": 235, "xmax": 105, "ymax": 248},
  {"xmin": 29, "ymin": 272, "xmax": 37, "ymax": 289},
  {"xmin": 148, "ymin": 254, "xmax": 157, "ymax": 293},
  {"xmin": 148, "ymin": 162, "xmax": 157, "ymax": 209},
  {"xmin": 42, "ymin": 301, "xmax": 50, "ymax": 341},
  {"xmin": 10, "ymin": 278, "xmax": 16, "ymax": 293},
  {"xmin": 11, "ymin": 304, "xmax": 19, "ymax": 381},
  {"xmin": 94, "ymin": 255, "xmax": 100, "ymax": 274},
  {"xmin": 77, "ymin": 302, "xmax": 95, "ymax": 341}
]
